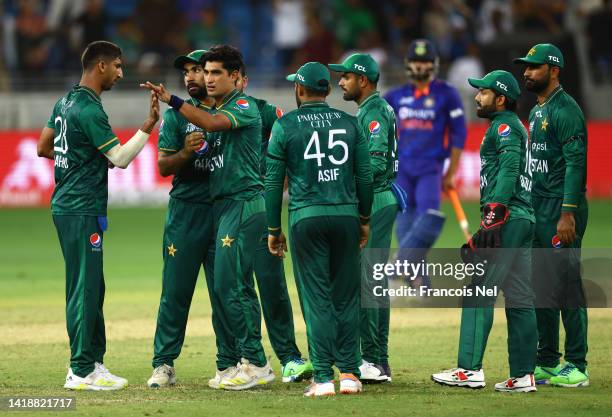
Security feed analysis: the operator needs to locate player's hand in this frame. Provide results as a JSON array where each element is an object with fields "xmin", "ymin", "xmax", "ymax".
[
  {"xmin": 473, "ymin": 203, "xmax": 508, "ymax": 249},
  {"xmin": 141, "ymin": 91, "xmax": 160, "ymax": 134},
  {"xmin": 557, "ymin": 211, "xmax": 576, "ymax": 245},
  {"xmin": 442, "ymin": 172, "xmax": 455, "ymax": 192},
  {"xmin": 268, "ymin": 232, "xmax": 287, "ymax": 258},
  {"xmin": 140, "ymin": 81, "xmax": 171, "ymax": 104},
  {"xmin": 182, "ymin": 132, "xmax": 205, "ymax": 155},
  {"xmin": 359, "ymin": 223, "xmax": 370, "ymax": 249}
]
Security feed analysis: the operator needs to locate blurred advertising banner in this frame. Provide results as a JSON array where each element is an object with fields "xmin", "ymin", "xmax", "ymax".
[{"xmin": 0, "ymin": 123, "xmax": 610, "ymax": 207}]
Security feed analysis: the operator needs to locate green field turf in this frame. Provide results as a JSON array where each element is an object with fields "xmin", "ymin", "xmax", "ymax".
[{"xmin": 1, "ymin": 200, "xmax": 611, "ymax": 417}]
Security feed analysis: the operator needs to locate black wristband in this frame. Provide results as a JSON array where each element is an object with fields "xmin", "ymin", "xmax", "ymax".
[
  {"xmin": 169, "ymin": 95, "xmax": 184, "ymax": 110},
  {"xmin": 359, "ymin": 215, "xmax": 370, "ymax": 225}
]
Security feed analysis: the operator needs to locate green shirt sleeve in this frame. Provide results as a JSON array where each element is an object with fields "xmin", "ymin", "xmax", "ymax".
[
  {"xmin": 553, "ymin": 106, "xmax": 587, "ymax": 212},
  {"xmin": 80, "ymin": 103, "xmax": 119, "ymax": 153},
  {"xmin": 219, "ymin": 96, "xmax": 261, "ymax": 130},
  {"xmin": 490, "ymin": 122, "xmax": 521, "ymax": 205},
  {"xmin": 265, "ymin": 121, "xmax": 287, "ymax": 235},
  {"xmin": 261, "ymin": 102, "xmax": 283, "ymax": 138},
  {"xmin": 158, "ymin": 109, "xmax": 181, "ymax": 154},
  {"xmin": 354, "ymin": 125, "xmax": 374, "ymax": 218},
  {"xmin": 46, "ymin": 111, "xmax": 55, "ymax": 129},
  {"xmin": 361, "ymin": 108, "xmax": 389, "ymax": 183}
]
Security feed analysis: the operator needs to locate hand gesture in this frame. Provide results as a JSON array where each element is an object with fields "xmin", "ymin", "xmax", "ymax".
[
  {"xmin": 268, "ymin": 232, "xmax": 288, "ymax": 258},
  {"xmin": 140, "ymin": 81, "xmax": 171, "ymax": 104}
]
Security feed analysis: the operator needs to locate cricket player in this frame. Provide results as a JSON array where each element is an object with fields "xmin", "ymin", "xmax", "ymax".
[
  {"xmin": 266, "ymin": 62, "xmax": 374, "ymax": 397},
  {"xmin": 142, "ymin": 45, "xmax": 273, "ymax": 391},
  {"xmin": 514, "ymin": 44, "xmax": 589, "ymax": 387},
  {"xmin": 145, "ymin": 50, "xmax": 218, "ymax": 388},
  {"xmin": 235, "ymin": 68, "xmax": 313, "ymax": 382},
  {"xmin": 385, "ymin": 39, "xmax": 467, "ymax": 287},
  {"xmin": 37, "ymin": 41, "xmax": 159, "ymax": 390},
  {"xmin": 432, "ymin": 70, "xmax": 538, "ymax": 392},
  {"xmin": 329, "ymin": 53, "xmax": 398, "ymax": 383}
]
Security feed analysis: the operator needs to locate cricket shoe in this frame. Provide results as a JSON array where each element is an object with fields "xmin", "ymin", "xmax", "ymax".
[
  {"xmin": 221, "ymin": 359, "xmax": 275, "ymax": 390},
  {"xmin": 380, "ymin": 363, "xmax": 392, "ymax": 382},
  {"xmin": 339, "ymin": 373, "xmax": 362, "ymax": 394},
  {"xmin": 208, "ymin": 365, "xmax": 239, "ymax": 389},
  {"xmin": 147, "ymin": 364, "xmax": 176, "ymax": 388},
  {"xmin": 534, "ymin": 364, "xmax": 563, "ymax": 385},
  {"xmin": 281, "ymin": 358, "xmax": 314, "ymax": 382},
  {"xmin": 64, "ymin": 367, "xmax": 127, "ymax": 391},
  {"xmin": 358, "ymin": 360, "xmax": 388, "ymax": 383},
  {"xmin": 431, "ymin": 367, "xmax": 485, "ymax": 389},
  {"xmin": 304, "ymin": 381, "xmax": 335, "ymax": 397},
  {"xmin": 494, "ymin": 374, "xmax": 537, "ymax": 393},
  {"xmin": 549, "ymin": 363, "xmax": 590, "ymax": 387}
]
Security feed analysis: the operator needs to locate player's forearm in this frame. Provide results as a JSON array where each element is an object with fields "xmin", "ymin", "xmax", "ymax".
[
  {"xmin": 37, "ymin": 127, "xmax": 54, "ymax": 159},
  {"xmin": 265, "ymin": 158, "xmax": 286, "ymax": 235},
  {"xmin": 157, "ymin": 149, "xmax": 193, "ymax": 177},
  {"xmin": 446, "ymin": 147, "xmax": 462, "ymax": 176},
  {"xmin": 105, "ymin": 130, "xmax": 150, "ymax": 169},
  {"xmin": 370, "ymin": 153, "xmax": 387, "ymax": 183},
  {"xmin": 177, "ymin": 101, "xmax": 230, "ymax": 132},
  {"xmin": 356, "ymin": 136, "xmax": 374, "ymax": 217},
  {"xmin": 490, "ymin": 150, "xmax": 519, "ymax": 205},
  {"xmin": 562, "ymin": 139, "xmax": 587, "ymax": 212}
]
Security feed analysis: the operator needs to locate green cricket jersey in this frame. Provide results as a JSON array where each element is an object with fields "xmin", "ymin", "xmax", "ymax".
[
  {"xmin": 527, "ymin": 86, "xmax": 587, "ymax": 212},
  {"xmin": 46, "ymin": 85, "xmax": 119, "ymax": 216},
  {"xmin": 356, "ymin": 91, "xmax": 398, "ymax": 193},
  {"xmin": 205, "ymin": 89, "xmax": 264, "ymax": 200},
  {"xmin": 265, "ymin": 101, "xmax": 373, "ymax": 230},
  {"xmin": 158, "ymin": 98, "xmax": 212, "ymax": 204},
  {"xmin": 479, "ymin": 110, "xmax": 534, "ymax": 222},
  {"xmin": 250, "ymin": 95, "xmax": 283, "ymax": 176}
]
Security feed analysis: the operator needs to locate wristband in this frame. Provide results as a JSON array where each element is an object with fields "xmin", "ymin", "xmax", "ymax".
[
  {"xmin": 268, "ymin": 226, "xmax": 281, "ymax": 237},
  {"xmin": 169, "ymin": 95, "xmax": 184, "ymax": 110},
  {"xmin": 359, "ymin": 215, "xmax": 370, "ymax": 225}
]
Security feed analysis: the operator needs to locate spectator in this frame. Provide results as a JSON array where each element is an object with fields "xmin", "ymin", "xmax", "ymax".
[
  {"xmin": 447, "ymin": 42, "xmax": 485, "ymax": 121},
  {"xmin": 186, "ymin": 7, "xmax": 227, "ymax": 50},
  {"xmin": 15, "ymin": 0, "xmax": 48, "ymax": 75},
  {"xmin": 273, "ymin": 0, "xmax": 307, "ymax": 72},
  {"xmin": 586, "ymin": 0, "xmax": 612, "ymax": 83},
  {"xmin": 136, "ymin": 0, "xmax": 181, "ymax": 57},
  {"xmin": 75, "ymin": 0, "xmax": 108, "ymax": 46},
  {"xmin": 476, "ymin": 0, "xmax": 513, "ymax": 44},
  {"xmin": 110, "ymin": 17, "xmax": 142, "ymax": 70},
  {"xmin": 292, "ymin": 14, "xmax": 339, "ymax": 68},
  {"xmin": 333, "ymin": 0, "xmax": 377, "ymax": 50}
]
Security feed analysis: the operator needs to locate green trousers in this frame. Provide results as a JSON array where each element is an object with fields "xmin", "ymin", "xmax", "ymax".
[
  {"xmin": 361, "ymin": 190, "xmax": 397, "ymax": 365},
  {"xmin": 251, "ymin": 232, "xmax": 301, "ymax": 366},
  {"xmin": 458, "ymin": 218, "xmax": 538, "ymax": 377},
  {"xmin": 290, "ymin": 215, "xmax": 361, "ymax": 383},
  {"xmin": 53, "ymin": 215, "xmax": 107, "ymax": 377},
  {"xmin": 152, "ymin": 198, "xmax": 216, "ymax": 368},
  {"xmin": 533, "ymin": 196, "xmax": 589, "ymax": 373},
  {"xmin": 212, "ymin": 195, "xmax": 267, "ymax": 369}
]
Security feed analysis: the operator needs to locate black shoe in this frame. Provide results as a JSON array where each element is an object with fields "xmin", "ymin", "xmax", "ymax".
[{"xmin": 380, "ymin": 363, "xmax": 392, "ymax": 382}]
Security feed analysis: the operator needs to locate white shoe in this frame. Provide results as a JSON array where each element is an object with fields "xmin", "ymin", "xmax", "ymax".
[
  {"xmin": 339, "ymin": 373, "xmax": 362, "ymax": 394},
  {"xmin": 63, "ymin": 367, "xmax": 127, "ymax": 391},
  {"xmin": 208, "ymin": 366, "xmax": 239, "ymax": 389},
  {"xmin": 358, "ymin": 361, "xmax": 388, "ymax": 383},
  {"xmin": 495, "ymin": 374, "xmax": 537, "ymax": 393},
  {"xmin": 221, "ymin": 359, "xmax": 275, "ymax": 391},
  {"xmin": 147, "ymin": 364, "xmax": 176, "ymax": 388},
  {"xmin": 94, "ymin": 363, "xmax": 128, "ymax": 387},
  {"xmin": 304, "ymin": 381, "xmax": 335, "ymax": 397},
  {"xmin": 431, "ymin": 367, "xmax": 485, "ymax": 389}
]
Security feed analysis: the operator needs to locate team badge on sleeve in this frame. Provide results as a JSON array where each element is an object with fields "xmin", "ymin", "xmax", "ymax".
[
  {"xmin": 90, "ymin": 233, "xmax": 102, "ymax": 248},
  {"xmin": 497, "ymin": 124, "xmax": 511, "ymax": 137},
  {"xmin": 369, "ymin": 120, "xmax": 381, "ymax": 134},
  {"xmin": 235, "ymin": 99, "xmax": 250, "ymax": 110},
  {"xmin": 276, "ymin": 107, "xmax": 284, "ymax": 118}
]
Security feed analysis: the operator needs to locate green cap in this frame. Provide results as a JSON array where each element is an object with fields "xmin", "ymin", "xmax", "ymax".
[
  {"xmin": 468, "ymin": 70, "xmax": 521, "ymax": 101},
  {"xmin": 173, "ymin": 49, "xmax": 207, "ymax": 70},
  {"xmin": 286, "ymin": 62, "xmax": 331, "ymax": 91},
  {"xmin": 513, "ymin": 43, "xmax": 564, "ymax": 68},
  {"xmin": 328, "ymin": 53, "xmax": 380, "ymax": 82}
]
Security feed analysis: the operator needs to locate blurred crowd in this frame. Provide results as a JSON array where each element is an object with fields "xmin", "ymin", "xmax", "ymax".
[{"xmin": 0, "ymin": 0, "xmax": 611, "ymax": 90}]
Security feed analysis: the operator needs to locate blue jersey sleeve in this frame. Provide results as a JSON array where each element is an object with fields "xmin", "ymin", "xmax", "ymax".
[{"xmin": 445, "ymin": 86, "xmax": 467, "ymax": 150}]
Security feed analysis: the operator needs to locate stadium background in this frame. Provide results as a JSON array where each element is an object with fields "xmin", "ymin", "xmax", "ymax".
[{"xmin": 1, "ymin": 1, "xmax": 612, "ymax": 416}]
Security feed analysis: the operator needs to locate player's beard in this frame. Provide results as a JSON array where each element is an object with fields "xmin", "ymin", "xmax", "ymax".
[
  {"xmin": 524, "ymin": 70, "xmax": 550, "ymax": 93},
  {"xmin": 342, "ymin": 87, "xmax": 359, "ymax": 102},
  {"xmin": 187, "ymin": 83, "xmax": 207, "ymax": 100},
  {"xmin": 295, "ymin": 89, "xmax": 302, "ymax": 108},
  {"xmin": 476, "ymin": 101, "xmax": 496, "ymax": 118}
]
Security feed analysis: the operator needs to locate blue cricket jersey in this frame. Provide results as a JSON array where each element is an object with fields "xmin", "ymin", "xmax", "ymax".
[{"xmin": 384, "ymin": 79, "xmax": 467, "ymax": 162}]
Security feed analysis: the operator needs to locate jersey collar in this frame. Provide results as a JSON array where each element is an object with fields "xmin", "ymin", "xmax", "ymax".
[
  {"xmin": 358, "ymin": 91, "xmax": 380, "ymax": 109},
  {"xmin": 300, "ymin": 101, "xmax": 329, "ymax": 108},
  {"xmin": 75, "ymin": 85, "xmax": 101, "ymax": 103},
  {"xmin": 538, "ymin": 85, "xmax": 563, "ymax": 107},
  {"xmin": 215, "ymin": 89, "xmax": 241, "ymax": 110}
]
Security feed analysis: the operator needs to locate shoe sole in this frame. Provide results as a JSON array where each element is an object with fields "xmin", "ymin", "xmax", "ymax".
[
  {"xmin": 282, "ymin": 369, "xmax": 313, "ymax": 383},
  {"xmin": 222, "ymin": 374, "xmax": 275, "ymax": 391},
  {"xmin": 360, "ymin": 377, "xmax": 388, "ymax": 384},
  {"xmin": 495, "ymin": 386, "xmax": 537, "ymax": 393},
  {"xmin": 148, "ymin": 380, "xmax": 176, "ymax": 388},
  {"xmin": 339, "ymin": 388, "xmax": 362, "ymax": 394},
  {"xmin": 535, "ymin": 379, "xmax": 551, "ymax": 385},
  {"xmin": 551, "ymin": 380, "xmax": 590, "ymax": 388},
  {"xmin": 304, "ymin": 392, "xmax": 336, "ymax": 397},
  {"xmin": 64, "ymin": 383, "xmax": 126, "ymax": 391},
  {"xmin": 431, "ymin": 376, "xmax": 485, "ymax": 389}
]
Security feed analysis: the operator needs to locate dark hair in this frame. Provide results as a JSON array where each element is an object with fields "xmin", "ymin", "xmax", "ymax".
[
  {"xmin": 303, "ymin": 85, "xmax": 329, "ymax": 98},
  {"xmin": 494, "ymin": 92, "xmax": 518, "ymax": 113},
  {"xmin": 81, "ymin": 41, "xmax": 122, "ymax": 70},
  {"xmin": 239, "ymin": 66, "xmax": 247, "ymax": 77},
  {"xmin": 201, "ymin": 45, "xmax": 244, "ymax": 75}
]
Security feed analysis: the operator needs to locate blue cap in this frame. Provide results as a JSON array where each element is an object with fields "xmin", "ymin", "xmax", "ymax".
[{"xmin": 406, "ymin": 39, "xmax": 437, "ymax": 62}]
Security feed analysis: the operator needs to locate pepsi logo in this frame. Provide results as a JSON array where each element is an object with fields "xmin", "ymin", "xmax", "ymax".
[
  {"xmin": 276, "ymin": 107, "xmax": 284, "ymax": 119},
  {"xmin": 195, "ymin": 140, "xmax": 209, "ymax": 156},
  {"xmin": 498, "ymin": 124, "xmax": 511, "ymax": 137},
  {"xmin": 236, "ymin": 99, "xmax": 249, "ymax": 110},
  {"xmin": 369, "ymin": 120, "xmax": 381, "ymax": 134},
  {"xmin": 90, "ymin": 233, "xmax": 102, "ymax": 248},
  {"xmin": 551, "ymin": 235, "xmax": 563, "ymax": 248}
]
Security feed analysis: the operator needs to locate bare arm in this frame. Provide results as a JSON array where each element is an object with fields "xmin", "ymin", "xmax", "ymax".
[
  {"xmin": 37, "ymin": 127, "xmax": 54, "ymax": 159},
  {"xmin": 442, "ymin": 146, "xmax": 462, "ymax": 192},
  {"xmin": 157, "ymin": 132, "xmax": 204, "ymax": 177},
  {"xmin": 140, "ymin": 82, "xmax": 231, "ymax": 132}
]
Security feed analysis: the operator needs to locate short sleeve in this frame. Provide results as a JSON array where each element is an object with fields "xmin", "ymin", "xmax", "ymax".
[
  {"xmin": 80, "ymin": 103, "xmax": 119, "ymax": 153},
  {"xmin": 267, "ymin": 120, "xmax": 286, "ymax": 160},
  {"xmin": 158, "ymin": 109, "xmax": 181, "ymax": 153},
  {"xmin": 218, "ymin": 96, "xmax": 261, "ymax": 130}
]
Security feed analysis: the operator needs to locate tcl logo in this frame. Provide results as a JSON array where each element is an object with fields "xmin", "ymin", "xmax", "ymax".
[
  {"xmin": 496, "ymin": 81, "xmax": 508, "ymax": 91},
  {"xmin": 548, "ymin": 55, "xmax": 560, "ymax": 63},
  {"xmin": 354, "ymin": 64, "xmax": 366, "ymax": 71},
  {"xmin": 297, "ymin": 74, "xmax": 305, "ymax": 82}
]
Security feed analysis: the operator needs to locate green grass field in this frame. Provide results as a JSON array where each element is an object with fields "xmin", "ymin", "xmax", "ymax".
[{"xmin": 1, "ymin": 201, "xmax": 612, "ymax": 417}]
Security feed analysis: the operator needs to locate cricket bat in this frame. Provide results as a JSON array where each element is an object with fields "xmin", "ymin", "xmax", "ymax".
[{"xmin": 447, "ymin": 188, "xmax": 471, "ymax": 243}]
